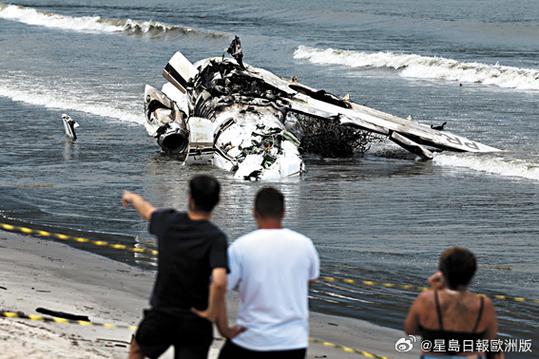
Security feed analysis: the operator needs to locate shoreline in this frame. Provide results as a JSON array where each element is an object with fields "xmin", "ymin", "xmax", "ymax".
[{"xmin": 0, "ymin": 230, "xmax": 416, "ymax": 358}]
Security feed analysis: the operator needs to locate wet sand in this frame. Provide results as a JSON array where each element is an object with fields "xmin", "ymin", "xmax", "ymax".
[{"xmin": 0, "ymin": 231, "xmax": 416, "ymax": 358}]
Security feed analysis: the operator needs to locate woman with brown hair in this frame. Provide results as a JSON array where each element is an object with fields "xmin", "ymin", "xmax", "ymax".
[{"xmin": 405, "ymin": 247, "xmax": 504, "ymax": 359}]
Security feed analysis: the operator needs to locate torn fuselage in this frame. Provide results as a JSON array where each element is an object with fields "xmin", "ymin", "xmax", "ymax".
[
  {"xmin": 144, "ymin": 82, "xmax": 304, "ymax": 180},
  {"xmin": 145, "ymin": 55, "xmax": 371, "ymax": 179},
  {"xmin": 144, "ymin": 51, "xmax": 499, "ymax": 179}
]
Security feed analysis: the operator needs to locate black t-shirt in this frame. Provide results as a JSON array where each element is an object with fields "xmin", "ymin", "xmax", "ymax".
[{"xmin": 148, "ymin": 209, "xmax": 228, "ymax": 316}]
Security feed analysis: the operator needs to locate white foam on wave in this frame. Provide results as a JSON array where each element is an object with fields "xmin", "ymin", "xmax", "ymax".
[
  {"xmin": 434, "ymin": 153, "xmax": 539, "ymax": 181},
  {"xmin": 369, "ymin": 140, "xmax": 539, "ymax": 181},
  {"xmin": 0, "ymin": 3, "xmax": 213, "ymax": 36},
  {"xmin": 0, "ymin": 78, "xmax": 143, "ymax": 124},
  {"xmin": 294, "ymin": 46, "xmax": 539, "ymax": 91},
  {"xmin": 0, "ymin": 3, "xmax": 119, "ymax": 32}
]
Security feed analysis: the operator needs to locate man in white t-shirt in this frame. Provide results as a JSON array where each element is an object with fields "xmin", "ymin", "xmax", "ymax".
[{"xmin": 216, "ymin": 187, "xmax": 320, "ymax": 359}]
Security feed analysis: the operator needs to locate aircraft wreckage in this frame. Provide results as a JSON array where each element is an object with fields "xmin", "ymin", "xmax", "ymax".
[{"xmin": 144, "ymin": 38, "xmax": 499, "ymax": 180}]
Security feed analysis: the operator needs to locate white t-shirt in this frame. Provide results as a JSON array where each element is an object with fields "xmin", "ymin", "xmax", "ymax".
[{"xmin": 227, "ymin": 228, "xmax": 320, "ymax": 351}]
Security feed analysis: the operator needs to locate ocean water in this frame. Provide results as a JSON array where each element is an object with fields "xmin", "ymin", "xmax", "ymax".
[{"xmin": 0, "ymin": 0, "xmax": 537, "ymax": 355}]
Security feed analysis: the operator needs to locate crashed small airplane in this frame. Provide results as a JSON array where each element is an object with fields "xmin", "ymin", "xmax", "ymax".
[{"xmin": 144, "ymin": 38, "xmax": 499, "ymax": 180}]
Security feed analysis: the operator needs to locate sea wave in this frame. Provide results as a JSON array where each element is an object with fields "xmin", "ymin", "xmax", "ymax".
[
  {"xmin": 0, "ymin": 3, "xmax": 224, "ymax": 37},
  {"xmin": 434, "ymin": 153, "xmax": 539, "ymax": 181},
  {"xmin": 370, "ymin": 141, "xmax": 539, "ymax": 181},
  {"xmin": 0, "ymin": 79, "xmax": 143, "ymax": 124},
  {"xmin": 294, "ymin": 46, "xmax": 539, "ymax": 91}
]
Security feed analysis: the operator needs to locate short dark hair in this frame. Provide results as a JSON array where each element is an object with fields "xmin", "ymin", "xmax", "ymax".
[
  {"xmin": 254, "ymin": 187, "xmax": 284, "ymax": 219},
  {"xmin": 189, "ymin": 175, "xmax": 220, "ymax": 213},
  {"xmin": 438, "ymin": 247, "xmax": 477, "ymax": 290}
]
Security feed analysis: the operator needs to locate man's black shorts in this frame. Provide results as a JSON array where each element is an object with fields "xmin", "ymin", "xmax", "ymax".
[
  {"xmin": 218, "ymin": 339, "xmax": 307, "ymax": 359},
  {"xmin": 135, "ymin": 309, "xmax": 213, "ymax": 359}
]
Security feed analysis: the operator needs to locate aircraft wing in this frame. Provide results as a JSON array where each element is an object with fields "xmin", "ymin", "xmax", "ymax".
[
  {"xmin": 340, "ymin": 102, "xmax": 500, "ymax": 153},
  {"xmin": 248, "ymin": 67, "xmax": 500, "ymax": 156}
]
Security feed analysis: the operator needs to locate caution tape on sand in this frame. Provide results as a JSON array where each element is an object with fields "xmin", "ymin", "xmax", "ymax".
[
  {"xmin": 0, "ymin": 309, "xmax": 387, "ymax": 358},
  {"xmin": 310, "ymin": 338, "xmax": 389, "ymax": 359},
  {"xmin": 0, "ymin": 309, "xmax": 137, "ymax": 331},
  {"xmin": 1, "ymin": 222, "xmax": 538, "ymax": 305},
  {"xmin": 0, "ymin": 222, "xmax": 158, "ymax": 257}
]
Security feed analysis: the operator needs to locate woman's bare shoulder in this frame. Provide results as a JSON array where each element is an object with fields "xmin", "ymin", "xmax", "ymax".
[{"xmin": 416, "ymin": 289, "xmax": 435, "ymax": 306}]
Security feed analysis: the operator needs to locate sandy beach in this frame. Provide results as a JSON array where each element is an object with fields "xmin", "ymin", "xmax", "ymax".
[{"xmin": 0, "ymin": 230, "xmax": 417, "ymax": 359}]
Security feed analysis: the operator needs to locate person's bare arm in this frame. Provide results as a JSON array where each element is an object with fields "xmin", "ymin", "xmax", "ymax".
[
  {"xmin": 215, "ymin": 295, "xmax": 246, "ymax": 339},
  {"xmin": 192, "ymin": 267, "xmax": 227, "ymax": 322},
  {"xmin": 404, "ymin": 294, "xmax": 424, "ymax": 335},
  {"xmin": 215, "ymin": 296, "xmax": 230, "ymax": 337},
  {"xmin": 404, "ymin": 272, "xmax": 443, "ymax": 335},
  {"xmin": 483, "ymin": 297, "xmax": 505, "ymax": 359},
  {"xmin": 122, "ymin": 191, "xmax": 156, "ymax": 221}
]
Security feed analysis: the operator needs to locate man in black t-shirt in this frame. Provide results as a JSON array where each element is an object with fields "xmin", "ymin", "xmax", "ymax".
[{"xmin": 122, "ymin": 175, "xmax": 229, "ymax": 359}]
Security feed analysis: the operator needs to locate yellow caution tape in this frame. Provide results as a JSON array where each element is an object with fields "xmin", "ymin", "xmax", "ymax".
[
  {"xmin": 1, "ymin": 224, "xmax": 14, "ymax": 231},
  {"xmin": 0, "ymin": 309, "xmax": 135, "ymax": 330},
  {"xmin": 318, "ymin": 275, "xmax": 538, "ymax": 304},
  {"xmin": 1, "ymin": 222, "xmax": 537, "ymax": 305},
  {"xmin": 0, "ymin": 222, "xmax": 157, "ymax": 257},
  {"xmin": 309, "ymin": 337, "xmax": 389, "ymax": 359}
]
